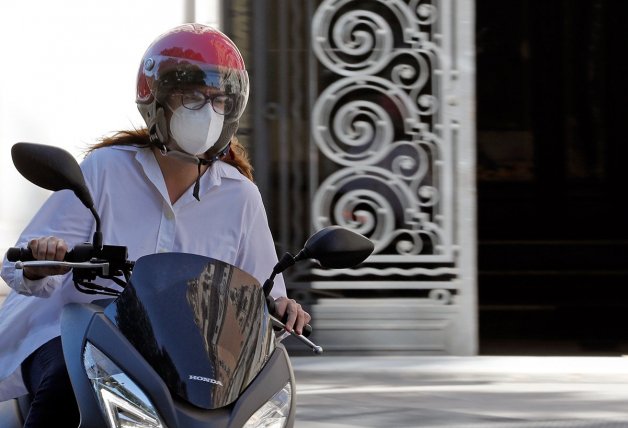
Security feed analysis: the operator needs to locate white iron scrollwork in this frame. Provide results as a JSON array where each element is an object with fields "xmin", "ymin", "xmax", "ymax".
[{"xmin": 311, "ymin": 0, "xmax": 456, "ymax": 273}]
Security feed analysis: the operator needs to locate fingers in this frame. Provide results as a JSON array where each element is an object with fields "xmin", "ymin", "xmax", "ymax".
[
  {"xmin": 274, "ymin": 297, "xmax": 312, "ymax": 335},
  {"xmin": 28, "ymin": 236, "xmax": 68, "ymax": 261},
  {"xmin": 23, "ymin": 237, "xmax": 70, "ymax": 280}
]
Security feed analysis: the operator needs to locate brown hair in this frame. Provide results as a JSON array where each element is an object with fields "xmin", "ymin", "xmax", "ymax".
[{"xmin": 86, "ymin": 128, "xmax": 254, "ymax": 181}]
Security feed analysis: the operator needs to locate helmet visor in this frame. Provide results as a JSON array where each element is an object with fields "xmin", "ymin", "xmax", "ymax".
[{"xmin": 144, "ymin": 55, "xmax": 248, "ymax": 122}]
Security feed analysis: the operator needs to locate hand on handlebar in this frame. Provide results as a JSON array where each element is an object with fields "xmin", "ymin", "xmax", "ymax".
[
  {"xmin": 272, "ymin": 296, "xmax": 312, "ymax": 336},
  {"xmin": 23, "ymin": 237, "xmax": 71, "ymax": 280}
]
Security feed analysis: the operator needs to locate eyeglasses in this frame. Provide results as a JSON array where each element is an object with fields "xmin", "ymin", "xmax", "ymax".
[{"xmin": 171, "ymin": 90, "xmax": 234, "ymax": 115}]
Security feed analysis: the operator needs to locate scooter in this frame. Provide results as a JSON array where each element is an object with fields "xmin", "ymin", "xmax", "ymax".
[{"xmin": 0, "ymin": 142, "xmax": 374, "ymax": 428}]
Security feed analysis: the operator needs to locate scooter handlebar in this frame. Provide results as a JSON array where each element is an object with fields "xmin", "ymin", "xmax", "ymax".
[
  {"xmin": 8, "ymin": 246, "xmax": 314, "ymax": 334},
  {"xmin": 286, "ymin": 320, "xmax": 313, "ymax": 338},
  {"xmin": 6, "ymin": 244, "xmax": 95, "ymax": 263},
  {"xmin": 6, "ymin": 246, "xmax": 34, "ymax": 262},
  {"xmin": 266, "ymin": 296, "xmax": 313, "ymax": 337}
]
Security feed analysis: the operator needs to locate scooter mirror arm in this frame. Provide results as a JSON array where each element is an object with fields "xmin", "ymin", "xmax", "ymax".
[
  {"xmin": 262, "ymin": 252, "xmax": 296, "ymax": 297},
  {"xmin": 89, "ymin": 206, "xmax": 103, "ymax": 250}
]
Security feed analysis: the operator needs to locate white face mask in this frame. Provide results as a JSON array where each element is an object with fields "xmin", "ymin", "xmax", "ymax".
[{"xmin": 169, "ymin": 104, "xmax": 224, "ymax": 156}]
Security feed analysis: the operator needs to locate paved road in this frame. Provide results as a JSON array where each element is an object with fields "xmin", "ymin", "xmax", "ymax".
[{"xmin": 291, "ymin": 355, "xmax": 628, "ymax": 427}]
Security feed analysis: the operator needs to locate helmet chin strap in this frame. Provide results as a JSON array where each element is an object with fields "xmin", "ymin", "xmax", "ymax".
[
  {"xmin": 158, "ymin": 145, "xmax": 210, "ymax": 165},
  {"xmin": 148, "ymin": 113, "xmax": 230, "ymax": 201},
  {"xmin": 156, "ymin": 141, "xmax": 231, "ymax": 201}
]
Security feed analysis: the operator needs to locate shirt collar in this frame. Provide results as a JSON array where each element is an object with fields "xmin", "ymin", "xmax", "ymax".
[{"xmin": 123, "ymin": 146, "xmax": 245, "ymax": 206}]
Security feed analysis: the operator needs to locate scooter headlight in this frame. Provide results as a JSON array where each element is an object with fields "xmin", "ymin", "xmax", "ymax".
[
  {"xmin": 83, "ymin": 341, "xmax": 167, "ymax": 428},
  {"xmin": 243, "ymin": 381, "xmax": 292, "ymax": 428}
]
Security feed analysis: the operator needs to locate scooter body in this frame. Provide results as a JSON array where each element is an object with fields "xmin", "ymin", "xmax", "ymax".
[
  {"xmin": 1, "ymin": 254, "xmax": 297, "ymax": 428},
  {"xmin": 64, "ymin": 253, "xmax": 297, "ymax": 428},
  {"xmin": 0, "ymin": 142, "xmax": 374, "ymax": 427}
]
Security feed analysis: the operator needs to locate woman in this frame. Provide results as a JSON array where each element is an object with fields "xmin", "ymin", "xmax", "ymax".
[{"xmin": 0, "ymin": 23, "xmax": 310, "ymax": 427}]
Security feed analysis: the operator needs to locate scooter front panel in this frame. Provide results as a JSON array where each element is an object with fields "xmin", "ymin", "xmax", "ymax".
[{"xmin": 103, "ymin": 253, "xmax": 275, "ymax": 409}]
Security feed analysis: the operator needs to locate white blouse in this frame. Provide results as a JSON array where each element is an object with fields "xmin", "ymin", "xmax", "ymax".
[{"xmin": 0, "ymin": 145, "xmax": 285, "ymax": 400}]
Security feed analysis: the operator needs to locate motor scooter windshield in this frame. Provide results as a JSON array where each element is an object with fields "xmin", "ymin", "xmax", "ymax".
[{"xmin": 103, "ymin": 253, "xmax": 275, "ymax": 409}]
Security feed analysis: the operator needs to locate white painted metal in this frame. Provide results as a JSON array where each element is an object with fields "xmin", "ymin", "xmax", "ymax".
[{"xmin": 309, "ymin": 0, "xmax": 476, "ymax": 354}]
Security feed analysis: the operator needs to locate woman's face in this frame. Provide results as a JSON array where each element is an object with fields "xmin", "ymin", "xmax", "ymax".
[
  {"xmin": 165, "ymin": 86, "xmax": 233, "ymax": 116},
  {"xmin": 163, "ymin": 85, "xmax": 228, "ymax": 157}
]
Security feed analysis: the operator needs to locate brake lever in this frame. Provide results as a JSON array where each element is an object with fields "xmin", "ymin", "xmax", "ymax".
[
  {"xmin": 15, "ymin": 260, "xmax": 110, "ymax": 276},
  {"xmin": 270, "ymin": 315, "xmax": 323, "ymax": 354}
]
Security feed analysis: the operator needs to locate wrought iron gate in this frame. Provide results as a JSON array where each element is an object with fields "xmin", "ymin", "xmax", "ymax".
[{"xmin": 224, "ymin": 0, "xmax": 476, "ymax": 354}]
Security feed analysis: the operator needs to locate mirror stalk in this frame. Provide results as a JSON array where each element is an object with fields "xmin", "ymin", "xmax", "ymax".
[
  {"xmin": 263, "ymin": 252, "xmax": 295, "ymax": 297},
  {"xmin": 90, "ymin": 207, "xmax": 103, "ymax": 251}
]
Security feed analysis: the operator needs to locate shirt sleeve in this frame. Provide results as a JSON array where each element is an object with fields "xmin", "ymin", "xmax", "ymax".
[
  {"xmin": 235, "ymin": 193, "xmax": 287, "ymax": 300},
  {"xmin": 4, "ymin": 267, "xmax": 63, "ymax": 298},
  {"xmin": 1, "ymin": 169, "xmax": 96, "ymax": 298}
]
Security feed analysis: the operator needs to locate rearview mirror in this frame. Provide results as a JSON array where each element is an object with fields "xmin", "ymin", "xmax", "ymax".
[
  {"xmin": 11, "ymin": 142, "xmax": 102, "ymax": 249},
  {"xmin": 11, "ymin": 142, "xmax": 94, "ymax": 209},
  {"xmin": 262, "ymin": 226, "xmax": 374, "ymax": 297},
  {"xmin": 296, "ymin": 226, "xmax": 374, "ymax": 269}
]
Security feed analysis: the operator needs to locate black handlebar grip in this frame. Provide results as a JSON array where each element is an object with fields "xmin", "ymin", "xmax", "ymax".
[
  {"xmin": 6, "ymin": 244, "xmax": 94, "ymax": 263},
  {"xmin": 302, "ymin": 323, "xmax": 313, "ymax": 338},
  {"xmin": 6, "ymin": 247, "xmax": 34, "ymax": 262}
]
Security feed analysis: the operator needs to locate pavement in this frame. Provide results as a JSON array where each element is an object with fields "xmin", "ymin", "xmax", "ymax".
[{"xmin": 291, "ymin": 355, "xmax": 628, "ymax": 427}]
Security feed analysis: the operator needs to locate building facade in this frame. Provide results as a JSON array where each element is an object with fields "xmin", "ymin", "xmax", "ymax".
[{"xmin": 224, "ymin": 0, "xmax": 477, "ymax": 355}]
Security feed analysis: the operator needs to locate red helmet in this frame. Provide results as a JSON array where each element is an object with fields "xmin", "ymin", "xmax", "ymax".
[{"xmin": 136, "ymin": 23, "xmax": 249, "ymax": 157}]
